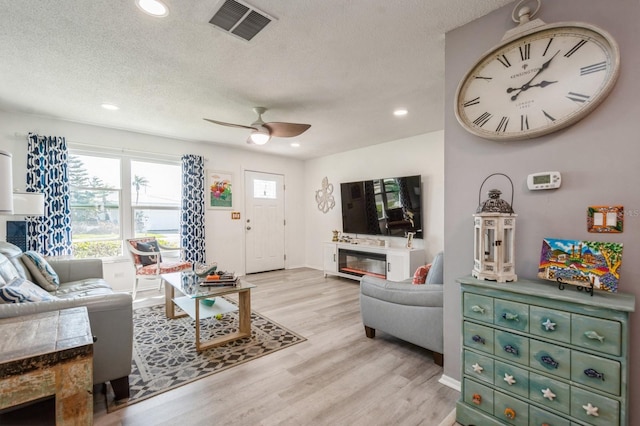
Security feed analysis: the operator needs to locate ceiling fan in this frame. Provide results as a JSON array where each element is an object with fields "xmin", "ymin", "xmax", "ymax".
[{"xmin": 204, "ymin": 107, "xmax": 311, "ymax": 145}]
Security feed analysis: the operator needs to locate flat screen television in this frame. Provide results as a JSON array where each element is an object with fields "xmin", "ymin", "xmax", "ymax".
[{"xmin": 340, "ymin": 175, "xmax": 423, "ymax": 239}]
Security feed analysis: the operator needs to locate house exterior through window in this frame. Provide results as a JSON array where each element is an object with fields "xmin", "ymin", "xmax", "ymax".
[{"xmin": 69, "ymin": 151, "xmax": 181, "ymax": 258}]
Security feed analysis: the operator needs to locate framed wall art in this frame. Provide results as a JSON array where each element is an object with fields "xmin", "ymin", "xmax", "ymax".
[
  {"xmin": 587, "ymin": 205, "xmax": 623, "ymax": 233},
  {"xmin": 207, "ymin": 171, "xmax": 233, "ymax": 209},
  {"xmin": 537, "ymin": 238, "xmax": 623, "ymax": 293}
]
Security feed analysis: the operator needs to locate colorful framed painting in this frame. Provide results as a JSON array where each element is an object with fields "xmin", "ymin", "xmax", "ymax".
[
  {"xmin": 538, "ymin": 238, "xmax": 623, "ymax": 293},
  {"xmin": 207, "ymin": 171, "xmax": 233, "ymax": 209},
  {"xmin": 587, "ymin": 205, "xmax": 623, "ymax": 233}
]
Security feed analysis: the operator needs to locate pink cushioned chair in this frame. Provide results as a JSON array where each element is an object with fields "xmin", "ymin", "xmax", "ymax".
[{"xmin": 125, "ymin": 237, "xmax": 192, "ymax": 299}]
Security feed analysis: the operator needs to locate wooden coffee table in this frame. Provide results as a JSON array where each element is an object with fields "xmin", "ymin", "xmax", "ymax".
[{"xmin": 161, "ymin": 271, "xmax": 256, "ymax": 352}]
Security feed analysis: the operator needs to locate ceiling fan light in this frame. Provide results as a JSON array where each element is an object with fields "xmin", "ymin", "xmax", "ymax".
[{"xmin": 250, "ymin": 130, "xmax": 270, "ymax": 145}]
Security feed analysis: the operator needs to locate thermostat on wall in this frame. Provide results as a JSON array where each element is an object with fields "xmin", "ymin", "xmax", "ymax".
[{"xmin": 527, "ymin": 171, "xmax": 561, "ymax": 190}]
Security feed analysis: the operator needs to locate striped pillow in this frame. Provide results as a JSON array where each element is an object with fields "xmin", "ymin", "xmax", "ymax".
[{"xmin": 0, "ymin": 277, "xmax": 57, "ymax": 303}]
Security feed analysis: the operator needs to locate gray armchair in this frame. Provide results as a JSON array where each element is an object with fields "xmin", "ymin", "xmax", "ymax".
[{"xmin": 360, "ymin": 251, "xmax": 444, "ymax": 366}]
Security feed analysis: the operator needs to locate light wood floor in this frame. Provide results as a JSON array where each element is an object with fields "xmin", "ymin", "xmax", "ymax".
[{"xmin": 1, "ymin": 268, "xmax": 459, "ymax": 425}]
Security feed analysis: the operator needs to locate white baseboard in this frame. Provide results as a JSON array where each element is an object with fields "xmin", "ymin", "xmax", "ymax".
[
  {"xmin": 439, "ymin": 374, "xmax": 461, "ymax": 392},
  {"xmin": 437, "ymin": 408, "xmax": 457, "ymax": 426}
]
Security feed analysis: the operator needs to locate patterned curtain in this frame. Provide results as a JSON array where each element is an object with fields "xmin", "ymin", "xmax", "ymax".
[
  {"xmin": 180, "ymin": 155, "xmax": 205, "ymax": 264},
  {"xmin": 25, "ymin": 133, "xmax": 73, "ymax": 256}
]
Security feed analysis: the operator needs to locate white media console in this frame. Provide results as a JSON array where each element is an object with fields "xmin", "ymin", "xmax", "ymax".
[{"xmin": 323, "ymin": 242, "xmax": 426, "ymax": 282}]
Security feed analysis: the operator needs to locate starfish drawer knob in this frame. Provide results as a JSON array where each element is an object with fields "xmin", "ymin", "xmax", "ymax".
[
  {"xmin": 542, "ymin": 318, "xmax": 556, "ymax": 331},
  {"xmin": 472, "ymin": 362, "xmax": 484, "ymax": 373},
  {"xmin": 583, "ymin": 402, "xmax": 599, "ymax": 417},
  {"xmin": 541, "ymin": 387, "xmax": 556, "ymax": 401},
  {"xmin": 503, "ymin": 373, "xmax": 516, "ymax": 385}
]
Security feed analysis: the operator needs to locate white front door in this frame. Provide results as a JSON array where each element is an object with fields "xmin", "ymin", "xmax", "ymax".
[{"xmin": 244, "ymin": 171, "xmax": 285, "ymax": 274}]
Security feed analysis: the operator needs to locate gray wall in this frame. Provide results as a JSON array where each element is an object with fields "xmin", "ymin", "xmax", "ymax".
[{"xmin": 444, "ymin": 0, "xmax": 640, "ymax": 422}]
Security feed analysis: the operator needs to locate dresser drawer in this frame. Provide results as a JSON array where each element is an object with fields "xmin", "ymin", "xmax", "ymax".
[
  {"xmin": 494, "ymin": 330, "xmax": 529, "ymax": 367},
  {"xmin": 464, "ymin": 321, "xmax": 494, "ymax": 354},
  {"xmin": 529, "ymin": 305, "xmax": 571, "ymax": 343},
  {"xmin": 571, "ymin": 386, "xmax": 619, "ymax": 426},
  {"xmin": 464, "ymin": 378, "xmax": 494, "ymax": 416},
  {"xmin": 494, "ymin": 299, "xmax": 529, "ymax": 332},
  {"xmin": 571, "ymin": 314, "xmax": 621, "ymax": 356},
  {"xmin": 493, "ymin": 390, "xmax": 528, "ymax": 426},
  {"xmin": 456, "ymin": 402, "xmax": 505, "ymax": 426},
  {"xmin": 528, "ymin": 371, "xmax": 570, "ymax": 414},
  {"xmin": 571, "ymin": 350, "xmax": 621, "ymax": 396},
  {"xmin": 493, "ymin": 360, "xmax": 528, "ymax": 398},
  {"xmin": 529, "ymin": 405, "xmax": 570, "ymax": 426},
  {"xmin": 529, "ymin": 339, "xmax": 571, "ymax": 379},
  {"xmin": 464, "ymin": 293, "xmax": 494, "ymax": 323},
  {"xmin": 464, "ymin": 350, "xmax": 494, "ymax": 385}
]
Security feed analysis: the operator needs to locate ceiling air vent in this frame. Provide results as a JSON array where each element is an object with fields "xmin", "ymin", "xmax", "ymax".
[{"xmin": 209, "ymin": 0, "xmax": 274, "ymax": 42}]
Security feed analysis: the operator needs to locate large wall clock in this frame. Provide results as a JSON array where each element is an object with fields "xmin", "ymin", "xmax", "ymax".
[{"xmin": 454, "ymin": 0, "xmax": 620, "ymax": 141}]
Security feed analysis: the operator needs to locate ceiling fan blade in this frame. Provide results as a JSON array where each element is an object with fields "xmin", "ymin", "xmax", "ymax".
[
  {"xmin": 203, "ymin": 118, "xmax": 256, "ymax": 131},
  {"xmin": 264, "ymin": 122, "xmax": 311, "ymax": 138}
]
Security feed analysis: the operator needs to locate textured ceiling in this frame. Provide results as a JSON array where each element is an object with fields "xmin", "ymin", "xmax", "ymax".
[{"xmin": 0, "ymin": 0, "xmax": 513, "ymax": 159}]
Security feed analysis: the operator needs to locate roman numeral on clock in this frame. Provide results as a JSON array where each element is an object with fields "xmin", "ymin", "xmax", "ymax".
[
  {"xmin": 521, "ymin": 115, "xmax": 529, "ymax": 131},
  {"xmin": 565, "ymin": 40, "xmax": 587, "ymax": 57},
  {"xmin": 519, "ymin": 44, "xmax": 531, "ymax": 61},
  {"xmin": 473, "ymin": 112, "xmax": 492, "ymax": 127},
  {"xmin": 581, "ymin": 61, "xmax": 607, "ymax": 75},
  {"xmin": 567, "ymin": 92, "xmax": 590, "ymax": 103},
  {"xmin": 542, "ymin": 38, "xmax": 554, "ymax": 56},
  {"xmin": 497, "ymin": 55, "xmax": 511, "ymax": 68},
  {"xmin": 542, "ymin": 110, "xmax": 556, "ymax": 122},
  {"xmin": 496, "ymin": 117, "xmax": 509, "ymax": 132},
  {"xmin": 463, "ymin": 97, "xmax": 480, "ymax": 107}
]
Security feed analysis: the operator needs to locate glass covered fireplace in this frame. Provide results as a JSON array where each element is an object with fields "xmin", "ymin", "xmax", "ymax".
[{"xmin": 338, "ymin": 248, "xmax": 386, "ymax": 279}]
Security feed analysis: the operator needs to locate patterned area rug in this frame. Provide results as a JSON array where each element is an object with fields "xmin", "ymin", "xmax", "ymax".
[{"xmin": 107, "ymin": 300, "xmax": 306, "ymax": 411}]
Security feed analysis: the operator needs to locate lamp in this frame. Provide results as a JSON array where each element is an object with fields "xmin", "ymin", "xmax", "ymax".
[
  {"xmin": 6, "ymin": 191, "xmax": 44, "ymax": 252},
  {"xmin": 12, "ymin": 192, "xmax": 45, "ymax": 215},
  {"xmin": 0, "ymin": 150, "xmax": 14, "ymax": 214},
  {"xmin": 472, "ymin": 173, "xmax": 517, "ymax": 283}
]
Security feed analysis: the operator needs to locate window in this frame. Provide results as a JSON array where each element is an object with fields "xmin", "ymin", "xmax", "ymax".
[
  {"xmin": 69, "ymin": 152, "xmax": 181, "ymax": 258},
  {"xmin": 253, "ymin": 179, "xmax": 277, "ymax": 199},
  {"xmin": 130, "ymin": 160, "xmax": 181, "ymax": 247}
]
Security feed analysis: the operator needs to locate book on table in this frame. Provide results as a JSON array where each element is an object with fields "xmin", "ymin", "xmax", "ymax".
[{"xmin": 200, "ymin": 274, "xmax": 238, "ymax": 287}]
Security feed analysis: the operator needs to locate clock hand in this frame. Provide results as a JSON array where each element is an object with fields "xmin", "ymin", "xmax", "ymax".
[
  {"xmin": 507, "ymin": 80, "xmax": 558, "ymax": 94},
  {"xmin": 508, "ymin": 50, "xmax": 560, "ymax": 100}
]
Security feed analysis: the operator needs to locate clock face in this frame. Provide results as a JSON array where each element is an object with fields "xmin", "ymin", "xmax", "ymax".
[{"xmin": 455, "ymin": 23, "xmax": 620, "ymax": 140}]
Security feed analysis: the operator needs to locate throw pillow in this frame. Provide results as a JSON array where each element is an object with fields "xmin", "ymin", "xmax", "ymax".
[
  {"xmin": 0, "ymin": 277, "xmax": 57, "ymax": 303},
  {"xmin": 412, "ymin": 263, "xmax": 432, "ymax": 285},
  {"xmin": 137, "ymin": 241, "xmax": 162, "ymax": 266},
  {"xmin": 22, "ymin": 251, "xmax": 61, "ymax": 291}
]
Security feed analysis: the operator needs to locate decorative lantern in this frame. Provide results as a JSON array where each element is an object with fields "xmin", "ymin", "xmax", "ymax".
[{"xmin": 472, "ymin": 173, "xmax": 517, "ymax": 283}]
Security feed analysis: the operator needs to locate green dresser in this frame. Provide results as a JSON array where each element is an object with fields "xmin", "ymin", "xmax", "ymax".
[{"xmin": 456, "ymin": 276, "xmax": 635, "ymax": 426}]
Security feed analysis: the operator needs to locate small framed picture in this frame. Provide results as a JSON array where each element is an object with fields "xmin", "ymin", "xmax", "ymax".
[
  {"xmin": 207, "ymin": 171, "xmax": 233, "ymax": 209},
  {"xmin": 587, "ymin": 205, "xmax": 623, "ymax": 233}
]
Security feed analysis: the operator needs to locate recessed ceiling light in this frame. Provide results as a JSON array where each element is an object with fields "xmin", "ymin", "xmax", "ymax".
[
  {"xmin": 394, "ymin": 109, "xmax": 408, "ymax": 117},
  {"xmin": 101, "ymin": 103, "xmax": 119, "ymax": 111},
  {"xmin": 136, "ymin": 0, "xmax": 169, "ymax": 17},
  {"xmin": 290, "ymin": 143, "xmax": 300, "ymax": 148}
]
